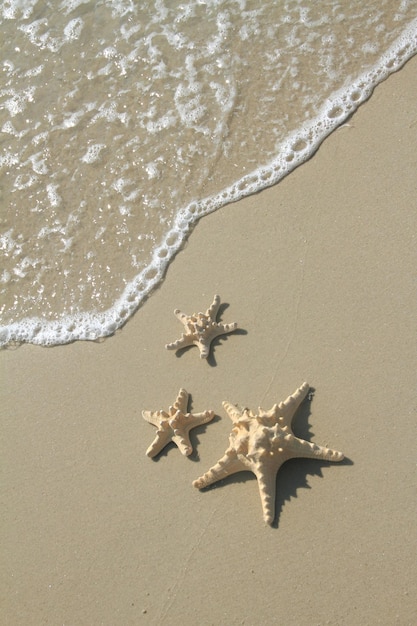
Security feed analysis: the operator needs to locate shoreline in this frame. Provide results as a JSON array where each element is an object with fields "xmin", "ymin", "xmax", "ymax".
[
  {"xmin": 2, "ymin": 55, "xmax": 417, "ymax": 625},
  {"xmin": 3, "ymin": 24, "xmax": 417, "ymax": 349}
]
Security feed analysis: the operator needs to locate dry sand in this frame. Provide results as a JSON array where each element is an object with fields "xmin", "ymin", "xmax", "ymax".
[{"xmin": 1, "ymin": 55, "xmax": 416, "ymax": 625}]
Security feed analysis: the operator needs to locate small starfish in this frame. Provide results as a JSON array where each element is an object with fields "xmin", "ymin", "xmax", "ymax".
[
  {"xmin": 193, "ymin": 382, "xmax": 344, "ymax": 525},
  {"xmin": 142, "ymin": 388, "xmax": 214, "ymax": 458},
  {"xmin": 165, "ymin": 295, "xmax": 237, "ymax": 359}
]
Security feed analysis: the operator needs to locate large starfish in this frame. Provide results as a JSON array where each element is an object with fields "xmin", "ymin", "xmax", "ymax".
[
  {"xmin": 143, "ymin": 388, "xmax": 214, "ymax": 458},
  {"xmin": 193, "ymin": 382, "xmax": 344, "ymax": 525},
  {"xmin": 165, "ymin": 294, "xmax": 237, "ymax": 359}
]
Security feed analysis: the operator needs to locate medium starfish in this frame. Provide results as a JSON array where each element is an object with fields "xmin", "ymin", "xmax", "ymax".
[
  {"xmin": 142, "ymin": 388, "xmax": 214, "ymax": 458},
  {"xmin": 193, "ymin": 382, "xmax": 344, "ymax": 525},
  {"xmin": 165, "ymin": 295, "xmax": 237, "ymax": 359}
]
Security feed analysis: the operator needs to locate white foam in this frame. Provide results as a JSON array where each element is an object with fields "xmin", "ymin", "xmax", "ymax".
[
  {"xmin": 46, "ymin": 183, "xmax": 62, "ymax": 208},
  {"xmin": 0, "ymin": 230, "xmax": 22, "ymax": 256},
  {"xmin": 63, "ymin": 17, "xmax": 84, "ymax": 42},
  {"xmin": 23, "ymin": 64, "xmax": 44, "ymax": 78},
  {"xmin": 2, "ymin": 0, "xmax": 38, "ymax": 20},
  {"xmin": 60, "ymin": 0, "xmax": 90, "ymax": 14},
  {"xmin": 61, "ymin": 109, "xmax": 85, "ymax": 129},
  {"xmin": 14, "ymin": 173, "xmax": 38, "ymax": 190},
  {"xmin": 1, "ymin": 270, "xmax": 11, "ymax": 284},
  {"xmin": 3, "ymin": 87, "xmax": 35, "ymax": 116},
  {"xmin": 145, "ymin": 162, "xmax": 161, "ymax": 180},
  {"xmin": 81, "ymin": 143, "xmax": 106, "ymax": 164},
  {"xmin": 0, "ymin": 150, "xmax": 19, "ymax": 168},
  {"xmin": 27, "ymin": 151, "xmax": 48, "ymax": 175}
]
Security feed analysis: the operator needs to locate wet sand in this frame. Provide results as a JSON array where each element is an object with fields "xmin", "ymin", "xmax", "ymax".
[{"xmin": 1, "ymin": 55, "xmax": 416, "ymax": 625}]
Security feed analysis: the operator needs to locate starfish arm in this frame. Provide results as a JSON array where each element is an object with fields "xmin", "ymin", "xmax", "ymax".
[
  {"xmin": 173, "ymin": 388, "xmax": 189, "ymax": 412},
  {"xmin": 171, "ymin": 410, "xmax": 215, "ymax": 455},
  {"xmin": 165, "ymin": 334, "xmax": 194, "ymax": 351},
  {"xmin": 213, "ymin": 321, "xmax": 238, "ymax": 336},
  {"xmin": 289, "ymin": 435, "xmax": 344, "ymax": 462},
  {"xmin": 254, "ymin": 465, "xmax": 279, "ymax": 525},
  {"xmin": 206, "ymin": 294, "xmax": 221, "ymax": 319},
  {"xmin": 145, "ymin": 430, "xmax": 173, "ymax": 458},
  {"xmin": 173, "ymin": 308, "xmax": 189, "ymax": 323},
  {"xmin": 172, "ymin": 433, "xmax": 193, "ymax": 456},
  {"xmin": 275, "ymin": 382, "xmax": 310, "ymax": 427},
  {"xmin": 193, "ymin": 451, "xmax": 247, "ymax": 488},
  {"xmin": 194, "ymin": 324, "xmax": 237, "ymax": 358},
  {"xmin": 142, "ymin": 410, "xmax": 164, "ymax": 428},
  {"xmin": 197, "ymin": 341, "xmax": 211, "ymax": 359},
  {"xmin": 222, "ymin": 400, "xmax": 243, "ymax": 423},
  {"xmin": 185, "ymin": 410, "xmax": 215, "ymax": 428}
]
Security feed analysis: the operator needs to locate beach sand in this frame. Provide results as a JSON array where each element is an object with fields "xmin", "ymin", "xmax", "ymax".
[{"xmin": 2, "ymin": 55, "xmax": 416, "ymax": 625}]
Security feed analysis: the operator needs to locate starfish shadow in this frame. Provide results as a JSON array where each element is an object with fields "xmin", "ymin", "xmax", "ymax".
[
  {"xmin": 197, "ymin": 470, "xmax": 256, "ymax": 489},
  {"xmin": 187, "ymin": 411, "xmax": 222, "ymax": 463},
  {"xmin": 206, "ymin": 298, "xmax": 246, "ymax": 366},
  {"xmin": 270, "ymin": 388, "xmax": 352, "ymax": 527},
  {"xmin": 271, "ymin": 456, "xmax": 352, "ymax": 528},
  {"xmin": 173, "ymin": 343, "xmax": 198, "ymax": 359},
  {"xmin": 148, "ymin": 441, "xmax": 176, "ymax": 462},
  {"xmin": 206, "ymin": 327, "xmax": 247, "ymax": 367}
]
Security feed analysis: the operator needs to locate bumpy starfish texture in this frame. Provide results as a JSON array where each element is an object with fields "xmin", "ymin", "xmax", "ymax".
[
  {"xmin": 165, "ymin": 294, "xmax": 237, "ymax": 359},
  {"xmin": 193, "ymin": 382, "xmax": 344, "ymax": 525},
  {"xmin": 142, "ymin": 388, "xmax": 214, "ymax": 458}
]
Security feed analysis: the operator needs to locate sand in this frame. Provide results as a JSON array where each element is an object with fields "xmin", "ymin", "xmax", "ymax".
[{"xmin": 1, "ymin": 55, "xmax": 416, "ymax": 625}]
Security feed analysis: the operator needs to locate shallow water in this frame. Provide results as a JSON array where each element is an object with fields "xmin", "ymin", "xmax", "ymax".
[{"xmin": 1, "ymin": 1, "xmax": 417, "ymax": 347}]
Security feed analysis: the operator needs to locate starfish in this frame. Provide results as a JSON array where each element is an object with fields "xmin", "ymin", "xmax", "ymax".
[
  {"xmin": 165, "ymin": 294, "xmax": 237, "ymax": 359},
  {"xmin": 142, "ymin": 388, "xmax": 214, "ymax": 458},
  {"xmin": 193, "ymin": 382, "xmax": 344, "ymax": 525}
]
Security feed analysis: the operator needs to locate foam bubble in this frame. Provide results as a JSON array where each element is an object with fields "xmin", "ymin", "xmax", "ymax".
[
  {"xmin": 81, "ymin": 144, "xmax": 106, "ymax": 163},
  {"xmin": 3, "ymin": 87, "xmax": 35, "ymax": 116},
  {"xmin": 64, "ymin": 17, "xmax": 84, "ymax": 41},
  {"xmin": 1, "ymin": 0, "xmax": 38, "ymax": 20},
  {"xmin": 28, "ymin": 152, "xmax": 48, "ymax": 175},
  {"xmin": 145, "ymin": 162, "xmax": 161, "ymax": 180},
  {"xmin": 0, "ymin": 151, "xmax": 19, "ymax": 168},
  {"xmin": 46, "ymin": 183, "xmax": 62, "ymax": 207}
]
